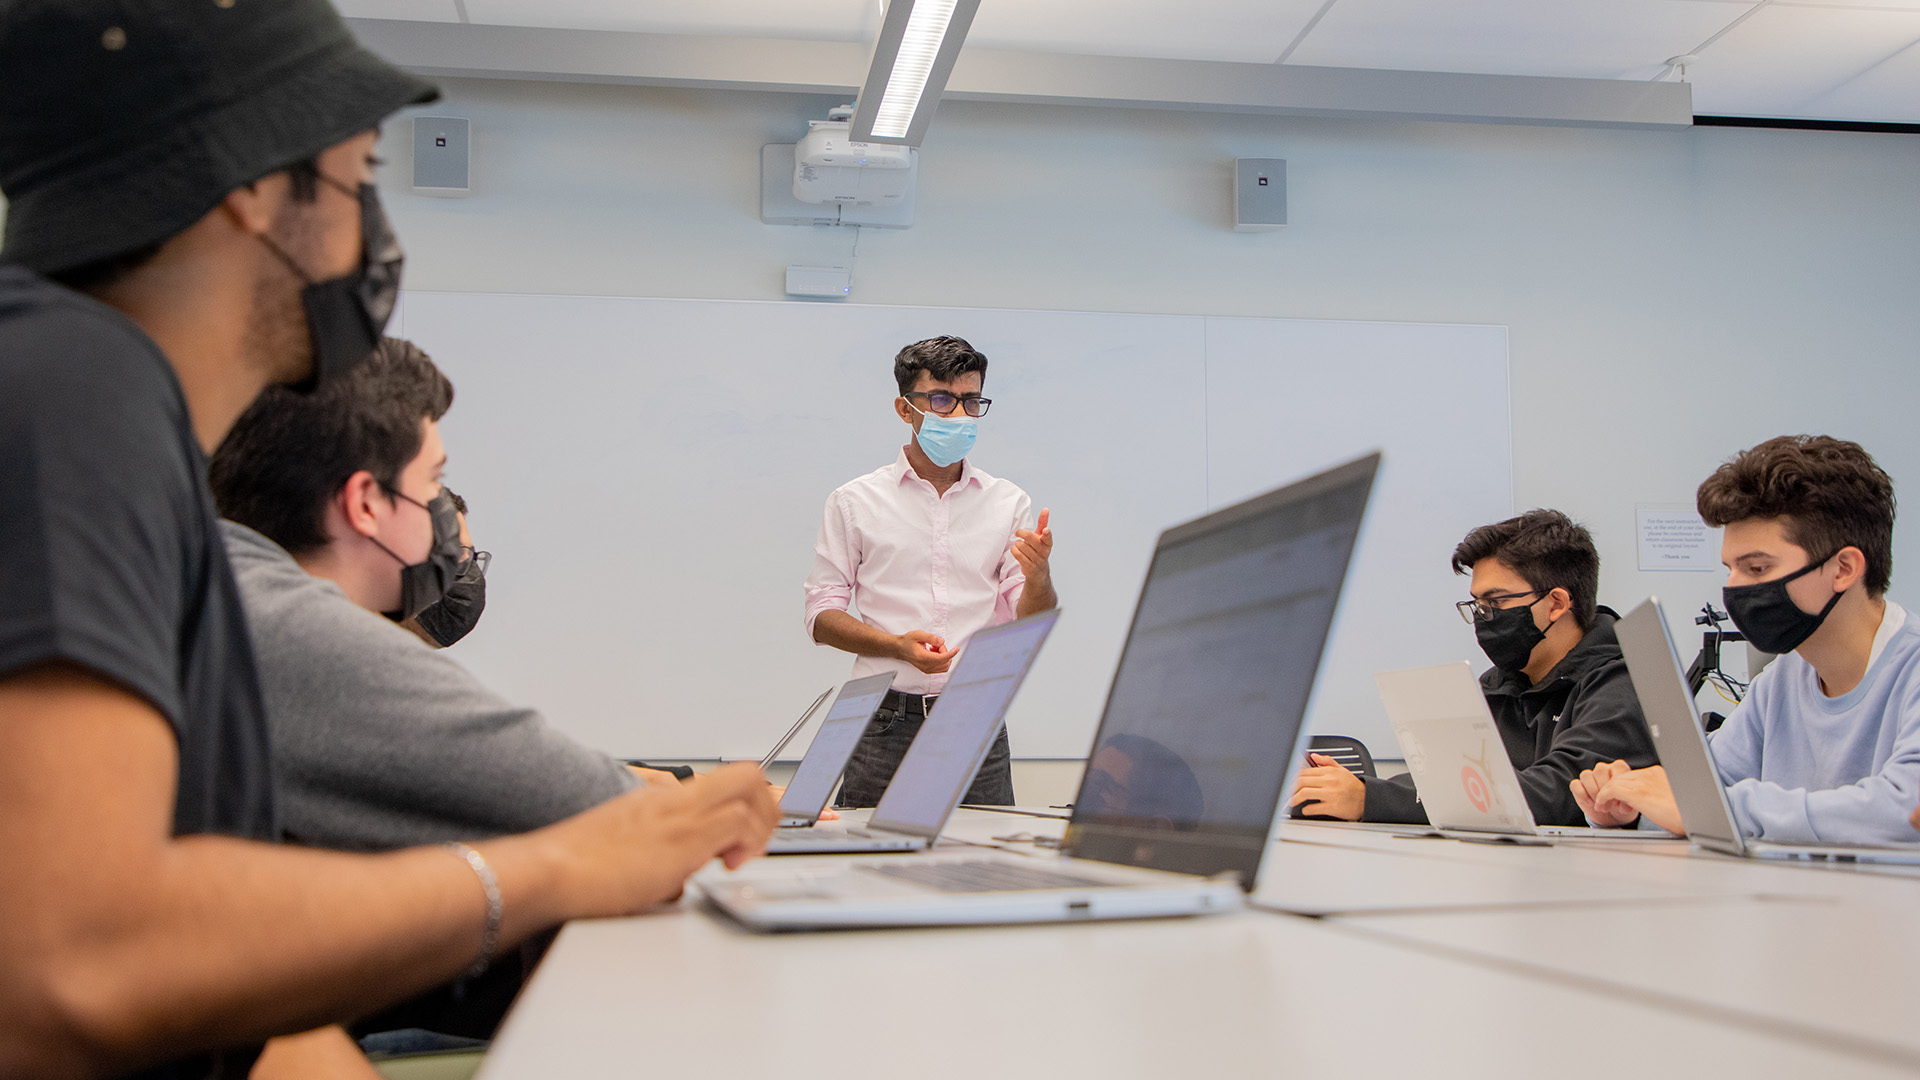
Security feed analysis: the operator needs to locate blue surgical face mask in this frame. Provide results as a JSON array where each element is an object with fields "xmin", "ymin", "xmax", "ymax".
[{"xmin": 907, "ymin": 401, "xmax": 977, "ymax": 467}]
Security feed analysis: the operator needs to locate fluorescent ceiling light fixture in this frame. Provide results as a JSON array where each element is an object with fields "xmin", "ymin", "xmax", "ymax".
[{"xmin": 849, "ymin": 0, "xmax": 981, "ymax": 146}]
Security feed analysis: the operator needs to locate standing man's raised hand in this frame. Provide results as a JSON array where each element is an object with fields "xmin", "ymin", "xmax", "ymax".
[{"xmin": 1011, "ymin": 508, "xmax": 1058, "ymax": 616}]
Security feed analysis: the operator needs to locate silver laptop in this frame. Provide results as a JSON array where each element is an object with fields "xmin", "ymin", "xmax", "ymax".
[
  {"xmin": 1617, "ymin": 596, "xmax": 1920, "ymax": 865},
  {"xmin": 772, "ymin": 673, "xmax": 894, "ymax": 828},
  {"xmin": 763, "ymin": 612, "xmax": 1058, "ymax": 856},
  {"xmin": 700, "ymin": 453, "xmax": 1379, "ymax": 929},
  {"xmin": 1377, "ymin": 662, "xmax": 1681, "ymax": 844},
  {"xmin": 765, "ymin": 673, "xmax": 894, "ymax": 840}
]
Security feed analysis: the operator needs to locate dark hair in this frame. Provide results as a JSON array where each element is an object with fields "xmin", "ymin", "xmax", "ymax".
[
  {"xmin": 1696, "ymin": 435, "xmax": 1895, "ymax": 596},
  {"xmin": 893, "ymin": 336, "xmax": 988, "ymax": 395},
  {"xmin": 1451, "ymin": 509, "xmax": 1601, "ymax": 630},
  {"xmin": 47, "ymin": 158, "xmax": 323, "ymax": 293},
  {"xmin": 210, "ymin": 337, "xmax": 454, "ymax": 555}
]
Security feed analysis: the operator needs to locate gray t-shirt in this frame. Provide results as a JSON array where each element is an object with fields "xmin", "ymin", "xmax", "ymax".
[{"xmin": 222, "ymin": 519, "xmax": 636, "ymax": 851}]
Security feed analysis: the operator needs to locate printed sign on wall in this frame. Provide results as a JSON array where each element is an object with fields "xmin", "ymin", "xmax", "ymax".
[{"xmin": 1636, "ymin": 505, "xmax": 1721, "ymax": 572}]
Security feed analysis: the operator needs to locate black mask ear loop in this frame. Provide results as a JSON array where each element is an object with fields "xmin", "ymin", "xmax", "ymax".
[{"xmin": 254, "ymin": 228, "xmax": 316, "ymax": 284}]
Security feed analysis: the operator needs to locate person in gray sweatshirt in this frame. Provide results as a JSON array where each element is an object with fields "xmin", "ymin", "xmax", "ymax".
[{"xmin": 209, "ymin": 337, "xmax": 646, "ymax": 852}]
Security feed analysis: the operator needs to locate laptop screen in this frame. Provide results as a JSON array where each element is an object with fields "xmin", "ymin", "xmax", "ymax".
[
  {"xmin": 777, "ymin": 673, "xmax": 895, "ymax": 820},
  {"xmin": 1066, "ymin": 454, "xmax": 1377, "ymax": 884},
  {"xmin": 1615, "ymin": 597, "xmax": 1748, "ymax": 852},
  {"xmin": 867, "ymin": 609, "xmax": 1061, "ymax": 837}
]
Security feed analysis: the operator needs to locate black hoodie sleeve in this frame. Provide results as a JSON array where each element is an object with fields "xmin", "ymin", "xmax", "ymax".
[
  {"xmin": 1515, "ymin": 657, "xmax": 1660, "ymax": 826},
  {"xmin": 1358, "ymin": 772, "xmax": 1431, "ymax": 824}
]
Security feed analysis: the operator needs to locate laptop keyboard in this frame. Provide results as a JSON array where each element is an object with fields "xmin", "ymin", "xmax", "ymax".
[{"xmin": 865, "ymin": 860, "xmax": 1116, "ymax": 893}]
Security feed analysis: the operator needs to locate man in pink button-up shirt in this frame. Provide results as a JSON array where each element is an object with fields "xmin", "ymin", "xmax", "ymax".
[{"xmin": 804, "ymin": 337, "xmax": 1057, "ymax": 807}]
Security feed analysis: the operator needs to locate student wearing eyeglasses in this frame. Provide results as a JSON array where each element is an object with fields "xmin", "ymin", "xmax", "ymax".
[
  {"xmin": 803, "ymin": 336, "xmax": 1057, "ymax": 807},
  {"xmin": 1290, "ymin": 510, "xmax": 1656, "ymax": 825}
]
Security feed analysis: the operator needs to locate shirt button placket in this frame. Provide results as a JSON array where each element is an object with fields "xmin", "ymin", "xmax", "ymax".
[{"xmin": 931, "ymin": 490, "xmax": 950, "ymax": 634}]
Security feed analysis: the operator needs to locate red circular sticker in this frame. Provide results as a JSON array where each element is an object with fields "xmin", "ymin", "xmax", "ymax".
[{"xmin": 1461, "ymin": 765, "xmax": 1491, "ymax": 812}]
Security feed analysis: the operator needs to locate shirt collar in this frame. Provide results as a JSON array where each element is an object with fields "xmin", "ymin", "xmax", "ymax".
[{"xmin": 892, "ymin": 446, "xmax": 981, "ymax": 490}]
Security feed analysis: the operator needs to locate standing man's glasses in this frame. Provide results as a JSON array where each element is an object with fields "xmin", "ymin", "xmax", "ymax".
[
  {"xmin": 903, "ymin": 391, "xmax": 992, "ymax": 418},
  {"xmin": 1454, "ymin": 590, "xmax": 1543, "ymax": 624}
]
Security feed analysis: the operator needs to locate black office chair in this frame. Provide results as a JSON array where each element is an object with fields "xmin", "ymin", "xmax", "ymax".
[{"xmin": 1306, "ymin": 735, "xmax": 1377, "ymax": 778}]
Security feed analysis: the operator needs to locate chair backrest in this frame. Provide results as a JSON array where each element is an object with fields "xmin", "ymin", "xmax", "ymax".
[{"xmin": 1307, "ymin": 735, "xmax": 1376, "ymax": 778}]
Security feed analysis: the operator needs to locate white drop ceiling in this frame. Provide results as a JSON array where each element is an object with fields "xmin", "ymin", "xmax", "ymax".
[{"xmin": 337, "ymin": 0, "xmax": 1920, "ymax": 125}]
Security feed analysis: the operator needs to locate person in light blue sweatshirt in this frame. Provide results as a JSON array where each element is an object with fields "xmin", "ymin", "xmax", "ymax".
[{"xmin": 1573, "ymin": 435, "xmax": 1920, "ymax": 843}]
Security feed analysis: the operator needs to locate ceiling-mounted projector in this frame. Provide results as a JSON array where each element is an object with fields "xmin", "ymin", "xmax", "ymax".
[
  {"xmin": 793, "ymin": 113, "xmax": 917, "ymax": 207},
  {"xmin": 797, "ymin": 118, "xmax": 912, "ymax": 170}
]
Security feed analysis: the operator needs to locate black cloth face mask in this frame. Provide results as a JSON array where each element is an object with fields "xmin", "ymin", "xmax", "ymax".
[
  {"xmin": 1723, "ymin": 554, "xmax": 1843, "ymax": 655},
  {"xmin": 258, "ymin": 179, "xmax": 404, "ymax": 393},
  {"xmin": 413, "ymin": 552, "xmax": 487, "ymax": 647},
  {"xmin": 1475, "ymin": 594, "xmax": 1550, "ymax": 675},
  {"xmin": 370, "ymin": 487, "xmax": 466, "ymax": 621}
]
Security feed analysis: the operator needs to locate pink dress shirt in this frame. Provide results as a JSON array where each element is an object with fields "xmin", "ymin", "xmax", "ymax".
[{"xmin": 804, "ymin": 449, "xmax": 1033, "ymax": 695}]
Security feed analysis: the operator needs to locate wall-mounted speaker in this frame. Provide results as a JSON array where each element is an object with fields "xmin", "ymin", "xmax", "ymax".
[
  {"xmin": 412, "ymin": 117, "xmax": 470, "ymax": 198},
  {"xmin": 1234, "ymin": 158, "xmax": 1286, "ymax": 232}
]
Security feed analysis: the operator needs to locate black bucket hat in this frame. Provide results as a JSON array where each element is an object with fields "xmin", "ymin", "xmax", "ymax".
[{"xmin": 0, "ymin": 0, "xmax": 439, "ymax": 275}]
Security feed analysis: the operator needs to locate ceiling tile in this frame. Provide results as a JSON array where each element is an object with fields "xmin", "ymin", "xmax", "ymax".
[
  {"xmin": 966, "ymin": 0, "xmax": 1331, "ymax": 64},
  {"xmin": 1687, "ymin": 3, "xmax": 1920, "ymax": 117},
  {"xmin": 336, "ymin": 0, "xmax": 460, "ymax": 22},
  {"xmin": 460, "ymin": 0, "xmax": 878, "ymax": 41},
  {"xmin": 1287, "ymin": 0, "xmax": 1755, "ymax": 79},
  {"xmin": 1796, "ymin": 28, "xmax": 1920, "ymax": 118}
]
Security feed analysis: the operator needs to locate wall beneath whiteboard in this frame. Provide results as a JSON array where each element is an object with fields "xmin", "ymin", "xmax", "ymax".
[{"xmin": 394, "ymin": 292, "xmax": 1509, "ymax": 759}]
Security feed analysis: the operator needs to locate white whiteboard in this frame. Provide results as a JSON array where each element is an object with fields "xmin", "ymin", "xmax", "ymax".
[{"xmin": 393, "ymin": 292, "xmax": 1510, "ymax": 760}]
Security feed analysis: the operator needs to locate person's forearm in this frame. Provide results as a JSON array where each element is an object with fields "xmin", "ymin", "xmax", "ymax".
[
  {"xmin": 1015, "ymin": 575, "xmax": 1057, "ymax": 618},
  {"xmin": 1359, "ymin": 774, "xmax": 1429, "ymax": 825},
  {"xmin": 812, "ymin": 610, "xmax": 902, "ymax": 659},
  {"xmin": 28, "ymin": 831, "xmax": 576, "ymax": 1077},
  {"xmin": 0, "ymin": 667, "xmax": 587, "ymax": 1078}
]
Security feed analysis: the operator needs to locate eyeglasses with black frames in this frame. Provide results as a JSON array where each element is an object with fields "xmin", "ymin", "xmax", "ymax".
[
  {"xmin": 1454, "ymin": 590, "xmax": 1543, "ymax": 624},
  {"xmin": 903, "ymin": 390, "xmax": 992, "ymax": 418}
]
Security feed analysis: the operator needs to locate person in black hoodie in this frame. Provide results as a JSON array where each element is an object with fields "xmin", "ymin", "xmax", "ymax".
[{"xmin": 1290, "ymin": 509, "xmax": 1657, "ymax": 826}]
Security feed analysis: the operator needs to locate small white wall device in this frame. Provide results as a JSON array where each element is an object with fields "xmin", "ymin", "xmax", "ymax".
[{"xmin": 785, "ymin": 265, "xmax": 853, "ymax": 299}]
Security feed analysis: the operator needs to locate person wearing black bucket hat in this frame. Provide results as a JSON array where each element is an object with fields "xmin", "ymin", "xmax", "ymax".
[{"xmin": 0, "ymin": 4, "xmax": 778, "ymax": 1080}]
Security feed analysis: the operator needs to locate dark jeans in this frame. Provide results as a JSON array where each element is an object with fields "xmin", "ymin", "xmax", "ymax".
[
  {"xmin": 836, "ymin": 704, "xmax": 1015, "ymax": 808},
  {"xmin": 349, "ymin": 928, "xmax": 556, "ymax": 1044}
]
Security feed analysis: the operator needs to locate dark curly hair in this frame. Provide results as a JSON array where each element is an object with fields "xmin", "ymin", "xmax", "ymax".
[
  {"xmin": 1451, "ymin": 509, "xmax": 1601, "ymax": 630},
  {"xmin": 894, "ymin": 336, "xmax": 988, "ymax": 395},
  {"xmin": 1696, "ymin": 435, "xmax": 1895, "ymax": 597}
]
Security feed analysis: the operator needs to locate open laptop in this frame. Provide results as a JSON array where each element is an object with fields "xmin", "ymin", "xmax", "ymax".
[
  {"xmin": 700, "ymin": 452, "xmax": 1378, "ymax": 929},
  {"xmin": 764, "ymin": 672, "xmax": 890, "ymax": 822},
  {"xmin": 1617, "ymin": 596, "xmax": 1920, "ymax": 865},
  {"xmin": 763, "ymin": 611, "xmax": 1059, "ymax": 855},
  {"xmin": 770, "ymin": 673, "xmax": 893, "ymax": 829},
  {"xmin": 1376, "ymin": 662, "xmax": 1681, "ymax": 843}
]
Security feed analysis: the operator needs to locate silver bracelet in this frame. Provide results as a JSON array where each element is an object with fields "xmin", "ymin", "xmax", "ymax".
[{"xmin": 445, "ymin": 842, "xmax": 502, "ymax": 978}]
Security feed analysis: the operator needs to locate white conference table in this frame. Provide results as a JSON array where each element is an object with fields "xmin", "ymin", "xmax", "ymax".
[{"xmin": 473, "ymin": 810, "xmax": 1920, "ymax": 1080}]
